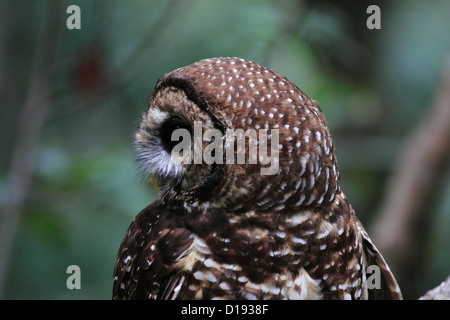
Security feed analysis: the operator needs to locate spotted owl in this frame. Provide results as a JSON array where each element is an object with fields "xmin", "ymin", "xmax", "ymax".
[{"xmin": 112, "ymin": 57, "xmax": 402, "ymax": 300}]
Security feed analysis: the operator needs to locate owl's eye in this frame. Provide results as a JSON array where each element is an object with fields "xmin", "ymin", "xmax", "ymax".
[{"xmin": 159, "ymin": 117, "xmax": 191, "ymax": 153}]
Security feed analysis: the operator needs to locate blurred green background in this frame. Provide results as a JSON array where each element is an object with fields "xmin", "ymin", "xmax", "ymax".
[{"xmin": 0, "ymin": 0, "xmax": 449, "ymax": 299}]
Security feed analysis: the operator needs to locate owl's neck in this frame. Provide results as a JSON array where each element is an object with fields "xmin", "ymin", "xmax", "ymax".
[{"xmin": 179, "ymin": 191, "xmax": 354, "ymax": 288}]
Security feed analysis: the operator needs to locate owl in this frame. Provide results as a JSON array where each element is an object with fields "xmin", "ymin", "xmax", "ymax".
[{"xmin": 112, "ymin": 57, "xmax": 402, "ymax": 300}]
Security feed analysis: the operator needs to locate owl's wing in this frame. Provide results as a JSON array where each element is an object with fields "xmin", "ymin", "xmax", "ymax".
[
  {"xmin": 112, "ymin": 202, "xmax": 194, "ymax": 300},
  {"xmin": 356, "ymin": 218, "xmax": 403, "ymax": 300}
]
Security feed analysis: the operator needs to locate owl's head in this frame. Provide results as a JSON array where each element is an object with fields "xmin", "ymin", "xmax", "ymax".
[{"xmin": 135, "ymin": 57, "xmax": 339, "ymax": 212}]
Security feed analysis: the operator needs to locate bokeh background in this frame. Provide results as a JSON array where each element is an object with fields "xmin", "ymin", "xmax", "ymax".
[{"xmin": 0, "ymin": 0, "xmax": 449, "ymax": 299}]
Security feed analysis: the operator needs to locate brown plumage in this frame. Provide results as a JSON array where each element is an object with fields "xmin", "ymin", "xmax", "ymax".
[{"xmin": 113, "ymin": 57, "xmax": 402, "ymax": 300}]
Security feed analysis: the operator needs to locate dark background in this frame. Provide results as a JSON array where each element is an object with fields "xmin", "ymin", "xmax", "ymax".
[{"xmin": 0, "ymin": 0, "xmax": 449, "ymax": 299}]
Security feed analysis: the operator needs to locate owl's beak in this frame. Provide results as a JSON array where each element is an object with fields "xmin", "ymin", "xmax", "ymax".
[{"xmin": 148, "ymin": 172, "xmax": 161, "ymax": 192}]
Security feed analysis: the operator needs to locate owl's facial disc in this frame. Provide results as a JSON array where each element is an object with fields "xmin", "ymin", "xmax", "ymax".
[
  {"xmin": 135, "ymin": 108, "xmax": 187, "ymax": 190},
  {"xmin": 137, "ymin": 85, "xmax": 231, "ymax": 200}
]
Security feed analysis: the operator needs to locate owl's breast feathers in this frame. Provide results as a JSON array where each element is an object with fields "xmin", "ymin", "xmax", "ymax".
[{"xmin": 113, "ymin": 192, "xmax": 401, "ymax": 300}]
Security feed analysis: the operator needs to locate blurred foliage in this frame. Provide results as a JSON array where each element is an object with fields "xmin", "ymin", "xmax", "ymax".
[{"xmin": 0, "ymin": 0, "xmax": 449, "ymax": 299}]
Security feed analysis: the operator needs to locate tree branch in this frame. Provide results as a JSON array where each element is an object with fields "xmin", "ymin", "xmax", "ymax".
[
  {"xmin": 0, "ymin": 0, "xmax": 63, "ymax": 298},
  {"xmin": 420, "ymin": 276, "xmax": 450, "ymax": 300},
  {"xmin": 371, "ymin": 57, "xmax": 450, "ymax": 297}
]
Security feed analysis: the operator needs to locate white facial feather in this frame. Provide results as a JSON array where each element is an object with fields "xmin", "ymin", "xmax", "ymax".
[{"xmin": 135, "ymin": 111, "xmax": 184, "ymax": 179}]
